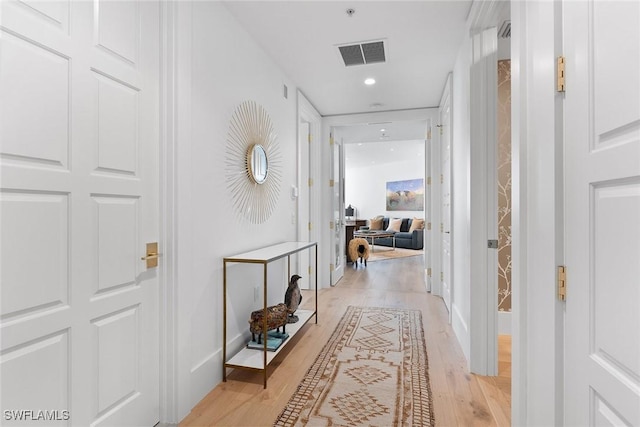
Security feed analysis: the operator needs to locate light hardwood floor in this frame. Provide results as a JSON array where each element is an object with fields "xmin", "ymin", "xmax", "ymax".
[{"xmin": 180, "ymin": 255, "xmax": 511, "ymax": 426}]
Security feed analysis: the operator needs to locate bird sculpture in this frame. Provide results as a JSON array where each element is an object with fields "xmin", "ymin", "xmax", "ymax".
[{"xmin": 284, "ymin": 274, "xmax": 302, "ymax": 323}]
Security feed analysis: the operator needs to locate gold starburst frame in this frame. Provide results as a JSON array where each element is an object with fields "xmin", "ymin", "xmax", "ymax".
[{"xmin": 225, "ymin": 101, "xmax": 282, "ymax": 223}]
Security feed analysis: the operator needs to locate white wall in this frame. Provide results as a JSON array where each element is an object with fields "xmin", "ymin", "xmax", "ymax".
[
  {"xmin": 345, "ymin": 149, "xmax": 426, "ymax": 221},
  {"xmin": 173, "ymin": 1, "xmax": 299, "ymax": 420},
  {"xmin": 451, "ymin": 34, "xmax": 472, "ymax": 362}
]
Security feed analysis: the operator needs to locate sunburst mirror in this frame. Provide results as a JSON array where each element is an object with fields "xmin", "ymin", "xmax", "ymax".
[{"xmin": 225, "ymin": 100, "xmax": 282, "ymax": 223}]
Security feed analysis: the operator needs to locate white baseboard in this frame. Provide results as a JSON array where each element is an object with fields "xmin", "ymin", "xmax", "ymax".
[
  {"xmin": 498, "ymin": 310, "xmax": 511, "ymax": 335},
  {"xmin": 451, "ymin": 303, "xmax": 470, "ymax": 364},
  {"xmin": 188, "ymin": 333, "xmax": 245, "ymax": 410},
  {"xmin": 189, "ymin": 350, "xmax": 219, "ymax": 409}
]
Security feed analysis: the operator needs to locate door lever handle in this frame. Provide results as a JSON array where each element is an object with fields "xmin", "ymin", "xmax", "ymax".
[{"xmin": 141, "ymin": 242, "xmax": 161, "ymax": 268}]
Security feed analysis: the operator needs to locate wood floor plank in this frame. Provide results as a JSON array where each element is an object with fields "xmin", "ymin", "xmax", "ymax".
[{"xmin": 179, "ymin": 256, "xmax": 511, "ymax": 426}]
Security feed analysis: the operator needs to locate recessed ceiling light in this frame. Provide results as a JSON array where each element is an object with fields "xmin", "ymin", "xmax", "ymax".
[
  {"xmin": 380, "ymin": 128, "xmax": 386, "ymax": 132},
  {"xmin": 364, "ymin": 78, "xmax": 376, "ymax": 85},
  {"xmin": 357, "ymin": 143, "xmax": 363, "ymax": 146}
]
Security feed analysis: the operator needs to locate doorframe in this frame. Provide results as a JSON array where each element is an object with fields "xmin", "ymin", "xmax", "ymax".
[
  {"xmin": 467, "ymin": 1, "xmax": 502, "ymax": 377},
  {"xmin": 159, "ymin": 1, "xmax": 191, "ymax": 422},
  {"xmin": 328, "ymin": 129, "xmax": 346, "ymax": 286},
  {"xmin": 424, "ymin": 117, "xmax": 433, "ymax": 291},
  {"xmin": 321, "ymin": 109, "xmax": 433, "ymax": 288},
  {"xmin": 511, "ymin": 1, "xmax": 565, "ymax": 425},
  {"xmin": 297, "ymin": 91, "xmax": 322, "ymax": 285},
  {"xmin": 430, "ymin": 82, "xmax": 444, "ymax": 298}
]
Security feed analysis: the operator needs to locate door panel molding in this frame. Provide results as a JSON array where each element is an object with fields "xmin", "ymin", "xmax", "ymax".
[{"xmin": 0, "ymin": 2, "xmax": 160, "ymax": 425}]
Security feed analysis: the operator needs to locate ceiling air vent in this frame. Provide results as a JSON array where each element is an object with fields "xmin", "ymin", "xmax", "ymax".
[
  {"xmin": 498, "ymin": 20, "xmax": 511, "ymax": 38},
  {"xmin": 338, "ymin": 40, "xmax": 386, "ymax": 67}
]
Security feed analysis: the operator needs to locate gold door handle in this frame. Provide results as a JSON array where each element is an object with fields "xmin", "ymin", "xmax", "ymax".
[{"xmin": 141, "ymin": 242, "xmax": 161, "ymax": 268}]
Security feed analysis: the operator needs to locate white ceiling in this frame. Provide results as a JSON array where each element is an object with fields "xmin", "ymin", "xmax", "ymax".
[
  {"xmin": 338, "ymin": 119, "xmax": 426, "ymax": 168},
  {"xmin": 336, "ymin": 119, "xmax": 427, "ymax": 143},
  {"xmin": 223, "ymin": 1, "xmax": 473, "ymax": 116},
  {"xmin": 345, "ymin": 138, "xmax": 425, "ymax": 169}
]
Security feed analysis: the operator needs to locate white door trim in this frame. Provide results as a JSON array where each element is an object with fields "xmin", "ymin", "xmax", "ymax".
[
  {"xmin": 297, "ymin": 92, "xmax": 321, "ymax": 285},
  {"xmin": 511, "ymin": 1, "xmax": 564, "ymax": 425},
  {"xmin": 424, "ymin": 118, "xmax": 432, "ymax": 291},
  {"xmin": 159, "ymin": 0, "xmax": 178, "ymax": 422},
  {"xmin": 430, "ymin": 81, "xmax": 446, "ymax": 298},
  {"xmin": 159, "ymin": 1, "xmax": 193, "ymax": 422},
  {"xmin": 328, "ymin": 130, "xmax": 346, "ymax": 286},
  {"xmin": 467, "ymin": 3, "xmax": 502, "ymax": 376}
]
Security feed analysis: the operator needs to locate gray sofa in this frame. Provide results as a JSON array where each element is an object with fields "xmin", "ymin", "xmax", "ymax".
[{"xmin": 362, "ymin": 217, "xmax": 424, "ymax": 250}]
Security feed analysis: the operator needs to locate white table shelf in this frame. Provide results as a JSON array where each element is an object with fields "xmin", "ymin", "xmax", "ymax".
[
  {"xmin": 226, "ymin": 309, "xmax": 315, "ymax": 369},
  {"xmin": 222, "ymin": 241, "xmax": 318, "ymax": 388}
]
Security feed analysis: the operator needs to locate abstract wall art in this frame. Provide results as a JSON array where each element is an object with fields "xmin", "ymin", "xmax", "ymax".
[{"xmin": 386, "ymin": 178, "xmax": 424, "ymax": 211}]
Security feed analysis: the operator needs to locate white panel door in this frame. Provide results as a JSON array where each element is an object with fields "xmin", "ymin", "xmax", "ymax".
[
  {"xmin": 0, "ymin": 1, "xmax": 160, "ymax": 426},
  {"xmin": 564, "ymin": 1, "xmax": 640, "ymax": 425},
  {"xmin": 440, "ymin": 87, "xmax": 453, "ymax": 317},
  {"xmin": 330, "ymin": 133, "xmax": 345, "ymax": 286}
]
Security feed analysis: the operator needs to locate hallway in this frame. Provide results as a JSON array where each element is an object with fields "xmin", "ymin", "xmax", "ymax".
[{"xmin": 181, "ymin": 256, "xmax": 509, "ymax": 426}]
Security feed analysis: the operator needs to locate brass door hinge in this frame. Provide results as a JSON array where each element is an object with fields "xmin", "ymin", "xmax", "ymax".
[
  {"xmin": 329, "ymin": 179, "xmax": 335, "ymax": 187},
  {"xmin": 427, "ymin": 222, "xmax": 432, "ymax": 231},
  {"xmin": 329, "ymin": 135, "xmax": 334, "ymax": 145},
  {"xmin": 557, "ymin": 56, "xmax": 566, "ymax": 92},
  {"xmin": 440, "ymin": 174, "xmax": 444, "ymax": 184},
  {"xmin": 329, "ymin": 221, "xmax": 334, "ymax": 230},
  {"xmin": 308, "ymin": 222, "xmax": 312, "ymax": 231},
  {"xmin": 427, "ymin": 129, "xmax": 432, "ymax": 140},
  {"xmin": 427, "ymin": 267, "xmax": 432, "ymax": 277},
  {"xmin": 308, "ymin": 178, "xmax": 313, "ymax": 187},
  {"xmin": 440, "ymin": 272, "xmax": 444, "ymax": 281},
  {"xmin": 308, "ymin": 133, "xmax": 312, "ymax": 143},
  {"xmin": 427, "ymin": 177, "xmax": 432, "ymax": 185},
  {"xmin": 330, "ymin": 263, "xmax": 335, "ymax": 272},
  {"xmin": 558, "ymin": 266, "xmax": 567, "ymax": 301},
  {"xmin": 308, "ymin": 266, "xmax": 313, "ymax": 275}
]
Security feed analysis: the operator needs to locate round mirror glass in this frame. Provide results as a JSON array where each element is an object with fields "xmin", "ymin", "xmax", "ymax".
[{"xmin": 248, "ymin": 144, "xmax": 268, "ymax": 184}]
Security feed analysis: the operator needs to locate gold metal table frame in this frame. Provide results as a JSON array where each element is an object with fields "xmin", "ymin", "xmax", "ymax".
[{"xmin": 222, "ymin": 241, "xmax": 318, "ymax": 388}]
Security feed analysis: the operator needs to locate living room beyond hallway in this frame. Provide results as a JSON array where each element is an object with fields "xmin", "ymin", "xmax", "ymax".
[{"xmin": 180, "ymin": 256, "xmax": 510, "ymax": 426}]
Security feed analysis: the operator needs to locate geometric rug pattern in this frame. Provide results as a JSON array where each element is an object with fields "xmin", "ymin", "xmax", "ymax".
[{"xmin": 274, "ymin": 306, "xmax": 435, "ymax": 426}]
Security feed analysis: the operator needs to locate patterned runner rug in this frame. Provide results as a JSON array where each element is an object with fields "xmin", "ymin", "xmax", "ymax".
[{"xmin": 274, "ymin": 306, "xmax": 435, "ymax": 426}]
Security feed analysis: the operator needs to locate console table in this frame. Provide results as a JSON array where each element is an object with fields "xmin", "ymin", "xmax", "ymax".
[{"xmin": 222, "ymin": 241, "xmax": 318, "ymax": 388}]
